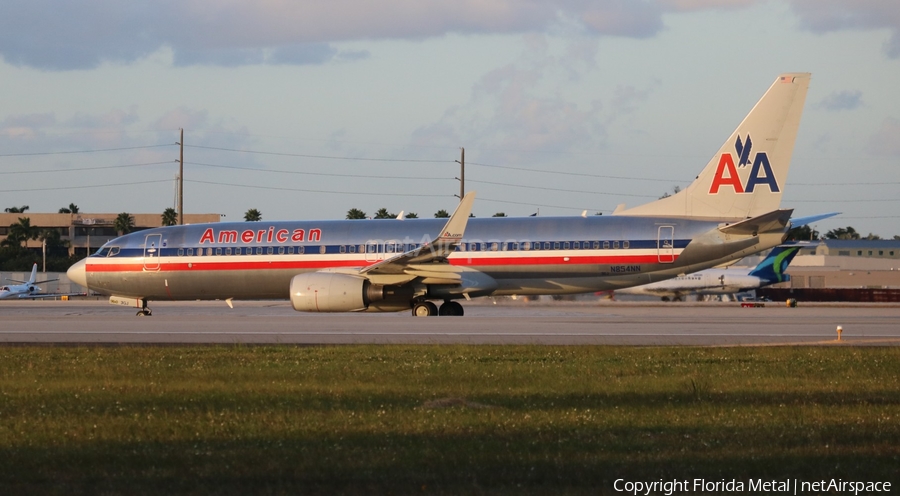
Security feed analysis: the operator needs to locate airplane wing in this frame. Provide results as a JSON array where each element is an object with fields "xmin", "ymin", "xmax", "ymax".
[
  {"xmin": 790, "ymin": 212, "xmax": 840, "ymax": 227},
  {"xmin": 360, "ymin": 192, "xmax": 475, "ymax": 283}
]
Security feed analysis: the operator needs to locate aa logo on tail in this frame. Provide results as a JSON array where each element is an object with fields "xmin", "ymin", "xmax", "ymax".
[{"xmin": 709, "ymin": 135, "xmax": 779, "ymax": 194}]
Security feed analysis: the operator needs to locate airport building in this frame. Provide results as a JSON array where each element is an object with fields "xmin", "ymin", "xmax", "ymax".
[
  {"xmin": 783, "ymin": 239, "xmax": 900, "ymax": 289},
  {"xmin": 0, "ymin": 212, "xmax": 220, "ymax": 258}
]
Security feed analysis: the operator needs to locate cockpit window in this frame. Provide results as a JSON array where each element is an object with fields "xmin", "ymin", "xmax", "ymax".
[
  {"xmin": 108, "ymin": 246, "xmax": 120, "ymax": 257},
  {"xmin": 93, "ymin": 247, "xmax": 111, "ymax": 257}
]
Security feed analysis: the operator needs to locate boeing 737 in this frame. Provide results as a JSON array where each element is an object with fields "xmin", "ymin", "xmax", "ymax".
[
  {"xmin": 615, "ymin": 242, "xmax": 812, "ymax": 301},
  {"xmin": 68, "ymin": 73, "xmax": 812, "ymax": 317},
  {"xmin": 0, "ymin": 263, "xmax": 75, "ymax": 300}
]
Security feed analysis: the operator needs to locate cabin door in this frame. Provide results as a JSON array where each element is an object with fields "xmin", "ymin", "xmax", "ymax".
[
  {"xmin": 143, "ymin": 233, "xmax": 162, "ymax": 271},
  {"xmin": 657, "ymin": 226, "xmax": 675, "ymax": 264}
]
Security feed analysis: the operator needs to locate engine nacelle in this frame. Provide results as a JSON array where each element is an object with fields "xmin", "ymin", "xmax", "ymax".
[{"xmin": 290, "ymin": 272, "xmax": 384, "ymax": 312}]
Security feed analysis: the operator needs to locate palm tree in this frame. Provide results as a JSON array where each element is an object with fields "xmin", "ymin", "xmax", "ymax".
[
  {"xmin": 161, "ymin": 207, "xmax": 178, "ymax": 226},
  {"xmin": 405, "ymin": 212, "xmax": 418, "ymax": 219},
  {"xmin": 58, "ymin": 203, "xmax": 80, "ymax": 214},
  {"xmin": 114, "ymin": 212, "xmax": 135, "ymax": 235},
  {"xmin": 346, "ymin": 208, "xmax": 367, "ymax": 220},
  {"xmin": 4, "ymin": 205, "xmax": 29, "ymax": 213},
  {"xmin": 4, "ymin": 217, "xmax": 38, "ymax": 248},
  {"xmin": 434, "ymin": 209, "xmax": 450, "ymax": 218},
  {"xmin": 244, "ymin": 209, "xmax": 262, "ymax": 222},
  {"xmin": 373, "ymin": 208, "xmax": 394, "ymax": 219},
  {"xmin": 492, "ymin": 212, "xmax": 507, "ymax": 217}
]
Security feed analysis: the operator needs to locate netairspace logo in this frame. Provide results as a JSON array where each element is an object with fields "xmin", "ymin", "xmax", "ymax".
[{"xmin": 613, "ymin": 478, "xmax": 891, "ymax": 495}]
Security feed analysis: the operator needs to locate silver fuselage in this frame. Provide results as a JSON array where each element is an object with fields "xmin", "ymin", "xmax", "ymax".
[{"xmin": 69, "ymin": 215, "xmax": 784, "ymax": 303}]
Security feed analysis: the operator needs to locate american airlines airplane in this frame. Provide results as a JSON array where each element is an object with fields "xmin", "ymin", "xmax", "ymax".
[
  {"xmin": 614, "ymin": 242, "xmax": 812, "ymax": 301},
  {"xmin": 68, "ymin": 73, "xmax": 811, "ymax": 317}
]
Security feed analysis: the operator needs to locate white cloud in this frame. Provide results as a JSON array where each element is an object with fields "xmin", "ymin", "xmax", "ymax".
[
  {"xmin": 0, "ymin": 0, "xmax": 668, "ymax": 70},
  {"xmin": 788, "ymin": 0, "xmax": 900, "ymax": 58}
]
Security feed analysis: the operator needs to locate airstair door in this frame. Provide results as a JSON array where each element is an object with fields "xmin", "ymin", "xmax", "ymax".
[
  {"xmin": 657, "ymin": 226, "xmax": 675, "ymax": 264},
  {"xmin": 143, "ymin": 233, "xmax": 162, "ymax": 271}
]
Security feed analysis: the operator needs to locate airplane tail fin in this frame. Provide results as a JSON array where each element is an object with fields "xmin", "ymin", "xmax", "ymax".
[
  {"xmin": 28, "ymin": 263, "xmax": 37, "ymax": 285},
  {"xmin": 616, "ymin": 73, "xmax": 810, "ymax": 220},
  {"xmin": 748, "ymin": 244, "xmax": 803, "ymax": 284}
]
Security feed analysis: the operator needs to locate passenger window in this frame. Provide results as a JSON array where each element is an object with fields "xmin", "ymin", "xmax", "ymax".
[
  {"xmin": 563, "ymin": 242, "xmax": 570, "ymax": 250},
  {"xmin": 225, "ymin": 247, "xmax": 232, "ymax": 255},
  {"xmin": 553, "ymin": 242, "xmax": 560, "ymax": 250},
  {"xmin": 320, "ymin": 246, "xmax": 326, "ymax": 254},
  {"xmin": 267, "ymin": 247, "xmax": 273, "ymax": 255},
  {"xmin": 623, "ymin": 241, "xmax": 630, "ymax": 249},
  {"xmin": 593, "ymin": 241, "xmax": 600, "ymax": 249},
  {"xmin": 215, "ymin": 248, "xmax": 222, "ymax": 256},
  {"xmin": 603, "ymin": 241, "xmax": 609, "ymax": 249},
  {"xmin": 178, "ymin": 248, "xmax": 184, "ymax": 256},
  {"xmin": 278, "ymin": 246, "xmax": 285, "ymax": 255},
  {"xmin": 298, "ymin": 246, "xmax": 305, "ymax": 254},
  {"xmin": 613, "ymin": 241, "xmax": 619, "ymax": 249},
  {"xmin": 256, "ymin": 247, "xmax": 263, "ymax": 255}
]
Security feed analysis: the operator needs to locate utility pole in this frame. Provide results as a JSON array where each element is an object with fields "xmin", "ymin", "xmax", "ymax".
[
  {"xmin": 178, "ymin": 128, "xmax": 184, "ymax": 225},
  {"xmin": 455, "ymin": 147, "xmax": 465, "ymax": 199}
]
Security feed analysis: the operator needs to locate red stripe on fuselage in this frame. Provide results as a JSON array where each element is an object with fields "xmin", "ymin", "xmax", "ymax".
[{"xmin": 84, "ymin": 253, "xmax": 675, "ymax": 273}]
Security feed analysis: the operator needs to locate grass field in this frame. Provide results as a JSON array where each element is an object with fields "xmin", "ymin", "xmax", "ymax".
[{"xmin": 1, "ymin": 345, "xmax": 898, "ymax": 494}]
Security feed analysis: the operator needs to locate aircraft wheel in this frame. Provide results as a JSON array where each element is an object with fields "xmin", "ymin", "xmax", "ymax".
[
  {"xmin": 136, "ymin": 309, "xmax": 151, "ymax": 317},
  {"xmin": 439, "ymin": 301, "xmax": 464, "ymax": 316},
  {"xmin": 412, "ymin": 301, "xmax": 438, "ymax": 317},
  {"xmin": 661, "ymin": 296, "xmax": 670, "ymax": 302}
]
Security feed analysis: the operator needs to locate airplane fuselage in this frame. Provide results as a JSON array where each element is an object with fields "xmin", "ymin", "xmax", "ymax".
[{"xmin": 71, "ymin": 214, "xmax": 783, "ymax": 307}]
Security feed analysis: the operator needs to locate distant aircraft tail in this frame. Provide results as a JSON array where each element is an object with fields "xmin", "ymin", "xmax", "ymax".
[
  {"xmin": 748, "ymin": 244, "xmax": 804, "ymax": 284},
  {"xmin": 616, "ymin": 73, "xmax": 810, "ymax": 220}
]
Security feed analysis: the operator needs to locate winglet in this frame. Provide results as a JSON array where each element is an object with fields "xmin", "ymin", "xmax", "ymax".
[{"xmin": 435, "ymin": 192, "xmax": 475, "ymax": 245}]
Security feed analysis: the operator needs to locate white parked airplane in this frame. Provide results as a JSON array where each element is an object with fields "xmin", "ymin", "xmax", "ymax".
[
  {"xmin": 0, "ymin": 263, "xmax": 70, "ymax": 299},
  {"xmin": 68, "ymin": 73, "xmax": 813, "ymax": 316},
  {"xmin": 614, "ymin": 242, "xmax": 816, "ymax": 301}
]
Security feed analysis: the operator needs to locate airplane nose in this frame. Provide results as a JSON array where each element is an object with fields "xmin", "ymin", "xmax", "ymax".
[{"xmin": 67, "ymin": 259, "xmax": 88, "ymax": 289}]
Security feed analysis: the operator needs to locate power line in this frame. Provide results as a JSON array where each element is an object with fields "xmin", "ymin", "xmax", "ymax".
[
  {"xmin": 184, "ymin": 144, "xmax": 451, "ymax": 164},
  {"xmin": 468, "ymin": 179, "xmax": 657, "ymax": 198},
  {"xmin": 186, "ymin": 179, "xmax": 449, "ymax": 198},
  {"xmin": 186, "ymin": 161, "xmax": 449, "ymax": 181},
  {"xmin": 0, "ymin": 179, "xmax": 171, "ymax": 193},
  {"xmin": 467, "ymin": 161, "xmax": 685, "ymax": 183},
  {"xmin": 0, "ymin": 161, "xmax": 174, "ymax": 175},
  {"xmin": 0, "ymin": 144, "xmax": 173, "ymax": 157}
]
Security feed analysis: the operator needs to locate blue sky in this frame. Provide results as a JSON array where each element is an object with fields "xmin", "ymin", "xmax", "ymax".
[{"xmin": 1, "ymin": 0, "xmax": 899, "ymax": 237}]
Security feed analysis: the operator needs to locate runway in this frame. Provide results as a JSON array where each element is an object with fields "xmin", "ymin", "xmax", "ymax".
[{"xmin": 2, "ymin": 298, "xmax": 899, "ymax": 345}]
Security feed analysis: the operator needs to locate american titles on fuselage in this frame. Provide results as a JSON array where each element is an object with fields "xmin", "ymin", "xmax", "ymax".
[{"xmin": 199, "ymin": 227, "xmax": 322, "ymax": 245}]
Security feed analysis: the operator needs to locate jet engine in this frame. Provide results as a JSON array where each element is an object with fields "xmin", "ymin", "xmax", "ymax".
[{"xmin": 290, "ymin": 272, "xmax": 384, "ymax": 312}]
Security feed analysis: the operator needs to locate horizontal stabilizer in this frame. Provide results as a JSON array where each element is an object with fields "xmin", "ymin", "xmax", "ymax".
[{"xmin": 718, "ymin": 209, "xmax": 793, "ymax": 236}]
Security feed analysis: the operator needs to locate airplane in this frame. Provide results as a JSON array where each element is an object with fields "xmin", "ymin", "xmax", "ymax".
[
  {"xmin": 614, "ymin": 242, "xmax": 813, "ymax": 301},
  {"xmin": 68, "ymin": 73, "xmax": 812, "ymax": 317},
  {"xmin": 0, "ymin": 263, "xmax": 68, "ymax": 299}
]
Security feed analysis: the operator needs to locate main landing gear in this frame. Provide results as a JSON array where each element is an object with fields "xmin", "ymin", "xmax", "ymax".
[{"xmin": 412, "ymin": 300, "xmax": 464, "ymax": 317}]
